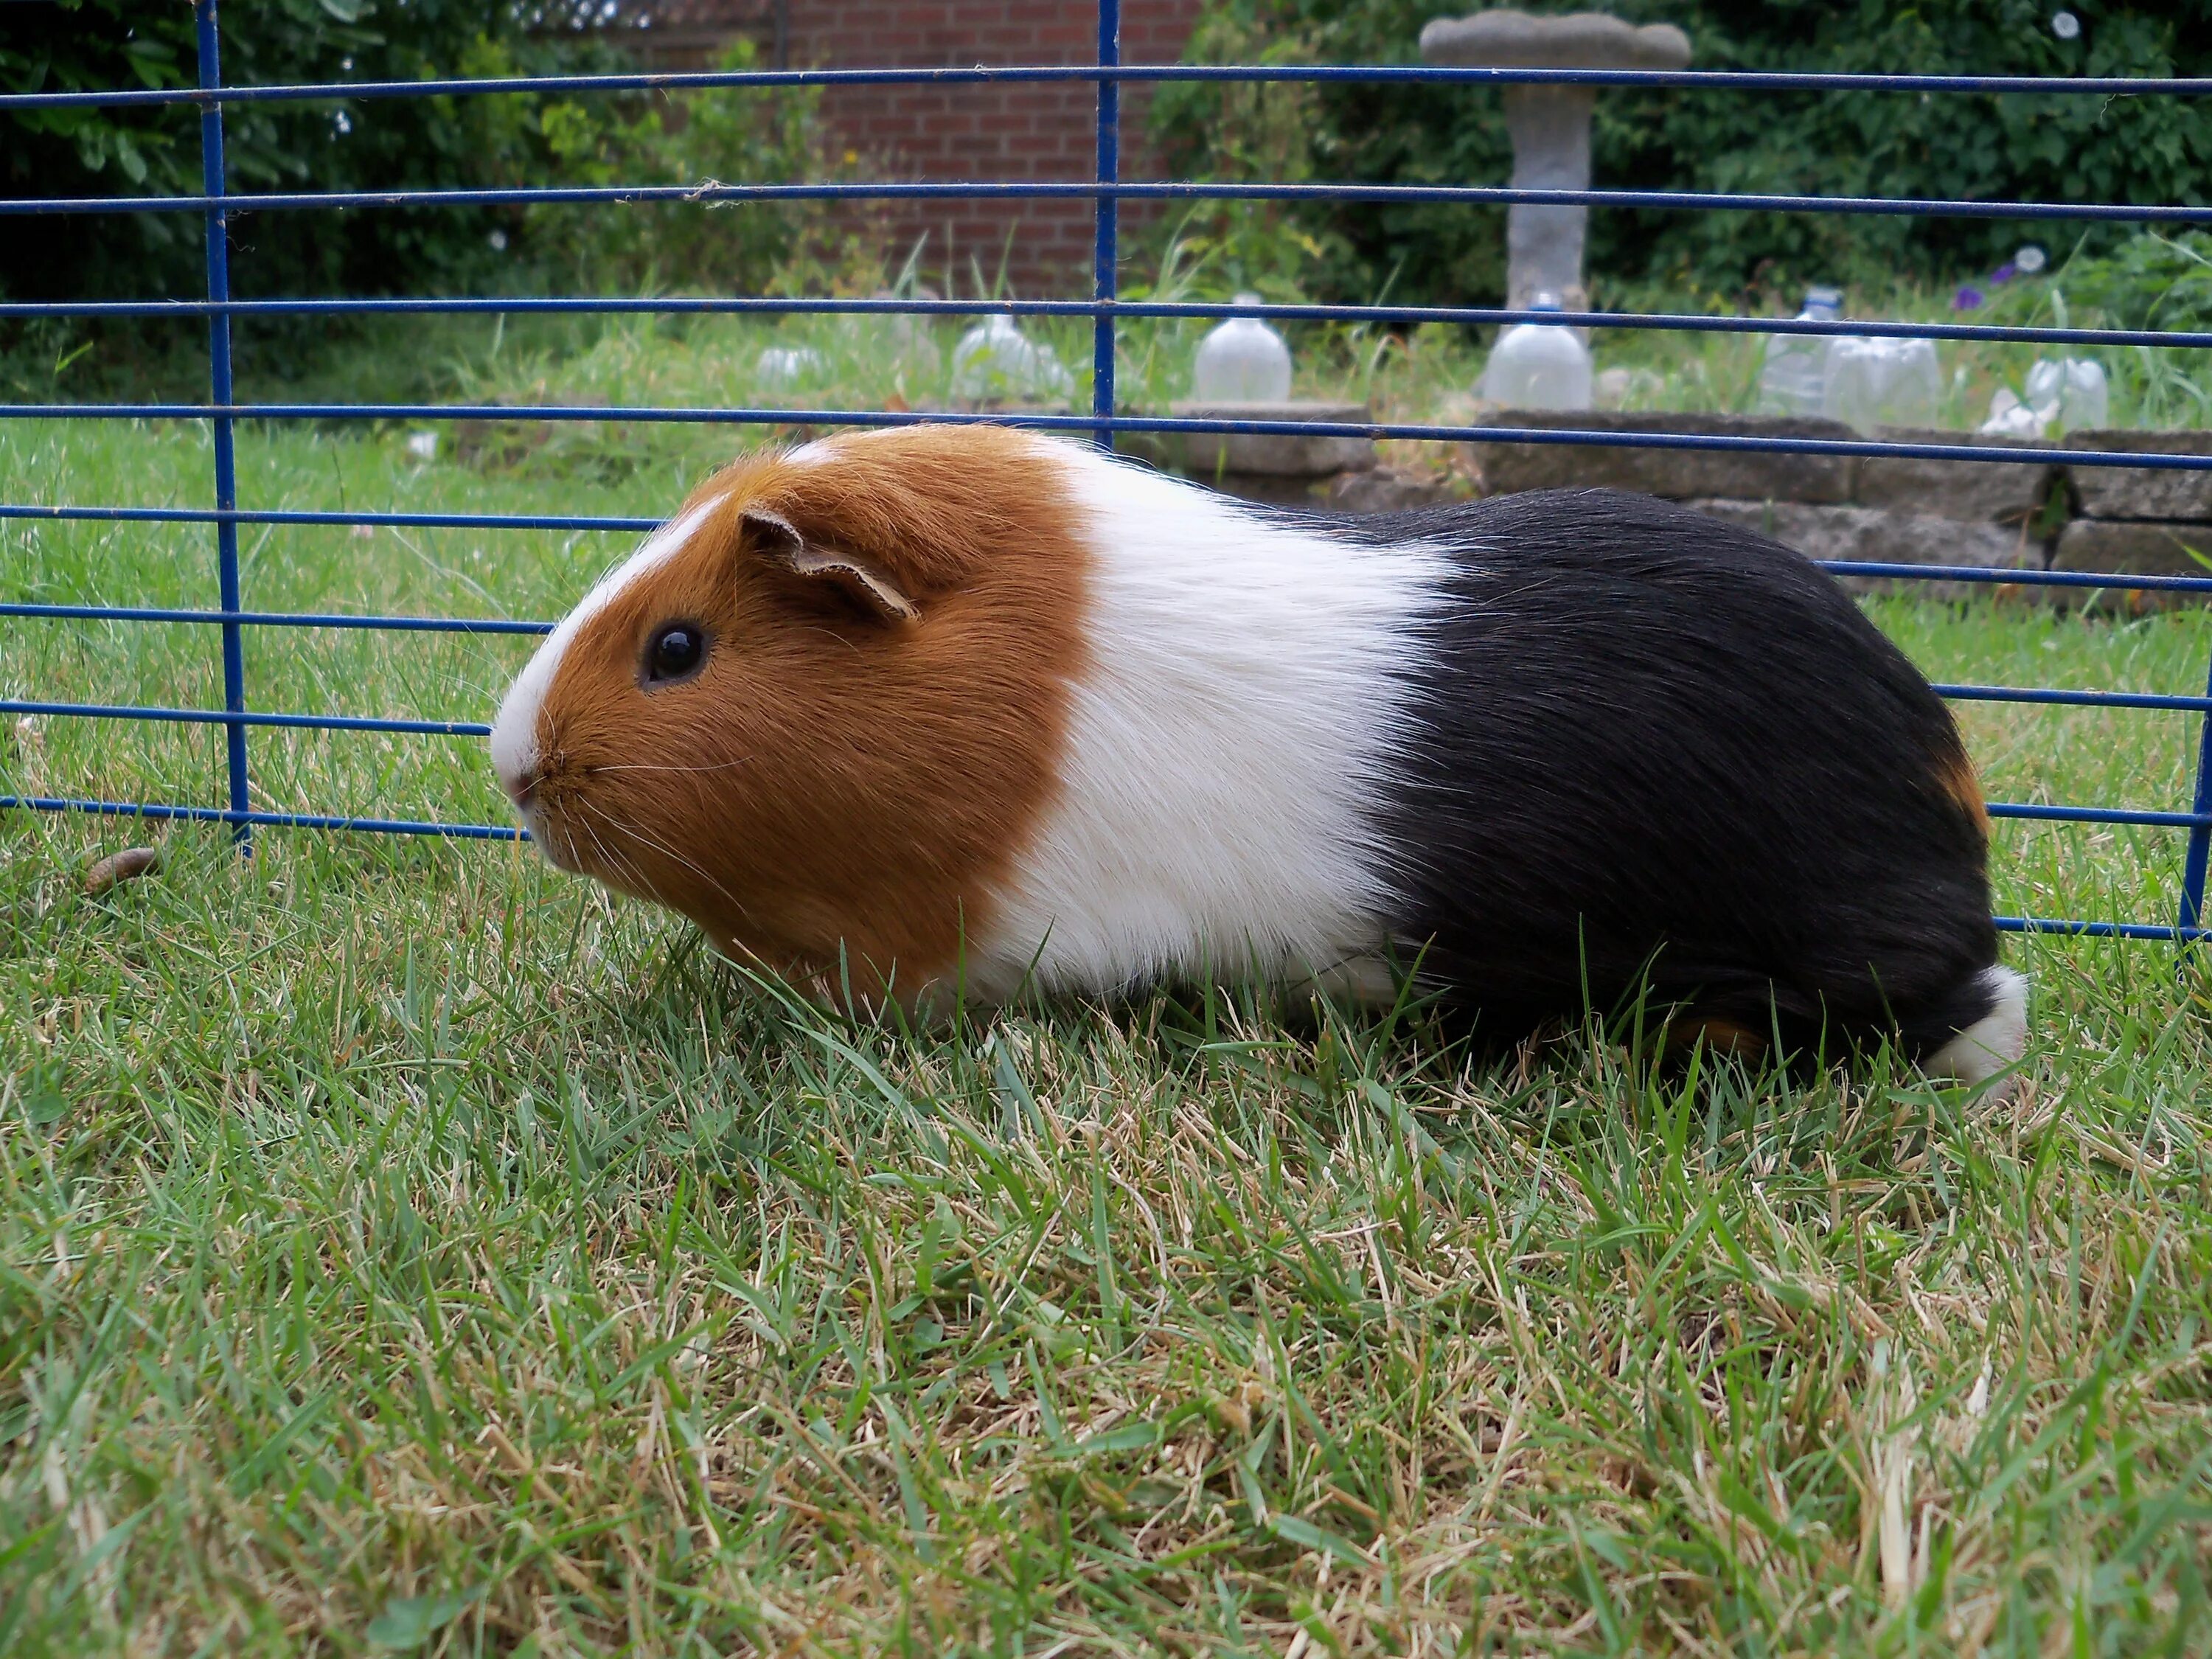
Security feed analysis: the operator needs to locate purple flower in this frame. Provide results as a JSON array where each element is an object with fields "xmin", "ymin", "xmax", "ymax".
[
  {"xmin": 1989, "ymin": 262, "xmax": 2018, "ymax": 285},
  {"xmin": 1953, "ymin": 285, "xmax": 1986, "ymax": 311}
]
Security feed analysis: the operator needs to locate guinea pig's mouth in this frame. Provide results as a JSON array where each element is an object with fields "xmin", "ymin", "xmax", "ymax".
[{"xmin": 505, "ymin": 758, "xmax": 585, "ymax": 873}]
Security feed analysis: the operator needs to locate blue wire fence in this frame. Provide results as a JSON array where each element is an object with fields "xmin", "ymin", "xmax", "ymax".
[{"xmin": 4, "ymin": 0, "xmax": 2212, "ymax": 945}]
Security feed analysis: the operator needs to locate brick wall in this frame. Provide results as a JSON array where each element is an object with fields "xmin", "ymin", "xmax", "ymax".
[{"xmin": 635, "ymin": 1, "xmax": 1206, "ymax": 293}]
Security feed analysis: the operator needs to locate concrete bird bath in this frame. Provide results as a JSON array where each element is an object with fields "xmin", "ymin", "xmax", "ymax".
[{"xmin": 1419, "ymin": 10, "xmax": 1691, "ymax": 313}]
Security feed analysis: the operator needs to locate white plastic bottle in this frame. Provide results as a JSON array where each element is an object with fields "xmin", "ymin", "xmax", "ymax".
[
  {"xmin": 755, "ymin": 345, "xmax": 824, "ymax": 390},
  {"xmin": 2025, "ymin": 356, "xmax": 2108, "ymax": 434},
  {"xmin": 1478, "ymin": 293, "xmax": 1593, "ymax": 411},
  {"xmin": 1823, "ymin": 334, "xmax": 1942, "ymax": 432},
  {"xmin": 950, "ymin": 313, "xmax": 1073, "ymax": 404},
  {"xmin": 1191, "ymin": 293, "xmax": 1293, "ymax": 403},
  {"xmin": 1758, "ymin": 285, "xmax": 1843, "ymax": 417},
  {"xmin": 1983, "ymin": 356, "xmax": 2111, "ymax": 437}
]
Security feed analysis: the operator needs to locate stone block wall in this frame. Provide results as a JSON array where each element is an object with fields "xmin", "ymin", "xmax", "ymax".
[
  {"xmin": 1462, "ymin": 412, "xmax": 2212, "ymax": 602},
  {"xmin": 2052, "ymin": 431, "xmax": 2212, "ymax": 593}
]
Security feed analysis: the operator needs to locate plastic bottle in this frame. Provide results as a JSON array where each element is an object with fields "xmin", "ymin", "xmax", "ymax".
[
  {"xmin": 1822, "ymin": 335, "xmax": 1942, "ymax": 432},
  {"xmin": 2024, "ymin": 356, "xmax": 2108, "ymax": 434},
  {"xmin": 1191, "ymin": 293, "xmax": 1293, "ymax": 403},
  {"xmin": 1757, "ymin": 285, "xmax": 1843, "ymax": 417},
  {"xmin": 1978, "ymin": 389, "xmax": 2045, "ymax": 437},
  {"xmin": 1980, "ymin": 356, "xmax": 2110, "ymax": 437},
  {"xmin": 1478, "ymin": 293, "xmax": 1593, "ymax": 411},
  {"xmin": 950, "ymin": 313, "xmax": 1073, "ymax": 404},
  {"xmin": 755, "ymin": 346, "xmax": 824, "ymax": 390}
]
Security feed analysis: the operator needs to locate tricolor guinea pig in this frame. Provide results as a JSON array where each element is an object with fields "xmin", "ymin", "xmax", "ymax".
[{"xmin": 490, "ymin": 422, "xmax": 2026, "ymax": 1084}]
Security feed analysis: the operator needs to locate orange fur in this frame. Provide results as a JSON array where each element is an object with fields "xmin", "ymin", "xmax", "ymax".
[
  {"xmin": 1663, "ymin": 1016, "xmax": 1767, "ymax": 1062},
  {"xmin": 526, "ymin": 425, "xmax": 1088, "ymax": 1000},
  {"xmin": 1940, "ymin": 745, "xmax": 1992, "ymax": 836}
]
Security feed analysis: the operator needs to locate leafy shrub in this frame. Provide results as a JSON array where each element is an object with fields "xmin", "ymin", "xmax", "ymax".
[
  {"xmin": 0, "ymin": 0, "xmax": 823, "ymax": 302},
  {"xmin": 1149, "ymin": 0, "xmax": 2212, "ymax": 308},
  {"xmin": 2045, "ymin": 230, "xmax": 2212, "ymax": 332}
]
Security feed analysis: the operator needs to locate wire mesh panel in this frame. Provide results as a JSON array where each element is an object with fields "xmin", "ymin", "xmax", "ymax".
[{"xmin": 1, "ymin": 0, "xmax": 2209, "ymax": 940}]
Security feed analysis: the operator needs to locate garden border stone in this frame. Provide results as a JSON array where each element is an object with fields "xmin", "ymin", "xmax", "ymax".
[
  {"xmin": 1463, "ymin": 410, "xmax": 1858, "ymax": 503},
  {"xmin": 2066, "ymin": 429, "xmax": 2212, "ymax": 523},
  {"xmin": 1170, "ymin": 401, "xmax": 1377, "ymax": 478},
  {"xmin": 1854, "ymin": 426, "xmax": 2057, "ymax": 524},
  {"xmin": 1682, "ymin": 499, "xmax": 2037, "ymax": 600}
]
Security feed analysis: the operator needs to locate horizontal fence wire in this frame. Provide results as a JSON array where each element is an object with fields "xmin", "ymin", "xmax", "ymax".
[
  {"xmin": 3, "ymin": 64, "xmax": 2210, "ymax": 110},
  {"xmin": 0, "ymin": 698, "xmax": 489, "ymax": 737},
  {"xmin": 2, "ymin": 297, "xmax": 2207, "ymax": 354},
  {"xmin": 14, "ymin": 179, "xmax": 2212, "ymax": 225},
  {"xmin": 5, "ymin": 407, "xmax": 2212, "ymax": 476},
  {"xmin": 0, "ymin": 602, "xmax": 552, "ymax": 633},
  {"xmin": 4, "ymin": 0, "xmax": 2211, "ymax": 945},
  {"xmin": 0, "ymin": 504, "xmax": 661, "ymax": 533},
  {"xmin": 0, "ymin": 793, "xmax": 524, "ymax": 840}
]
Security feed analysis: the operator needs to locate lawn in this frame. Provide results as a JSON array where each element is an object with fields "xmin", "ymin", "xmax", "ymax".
[{"xmin": 1, "ymin": 403, "xmax": 2209, "ymax": 1655}]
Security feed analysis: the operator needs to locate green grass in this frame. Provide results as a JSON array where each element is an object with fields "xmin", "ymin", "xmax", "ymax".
[{"xmin": 3, "ymin": 413, "xmax": 2211, "ymax": 1655}]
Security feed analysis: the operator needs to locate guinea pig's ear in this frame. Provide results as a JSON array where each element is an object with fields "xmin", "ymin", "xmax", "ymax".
[{"xmin": 740, "ymin": 505, "xmax": 919, "ymax": 625}]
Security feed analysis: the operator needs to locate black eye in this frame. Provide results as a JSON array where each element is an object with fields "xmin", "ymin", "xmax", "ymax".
[{"xmin": 645, "ymin": 622, "xmax": 706, "ymax": 684}]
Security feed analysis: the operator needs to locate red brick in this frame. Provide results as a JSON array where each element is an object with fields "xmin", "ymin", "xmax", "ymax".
[{"xmin": 653, "ymin": 0, "xmax": 1203, "ymax": 291}]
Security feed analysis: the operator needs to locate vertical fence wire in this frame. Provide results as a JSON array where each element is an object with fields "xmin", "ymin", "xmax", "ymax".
[
  {"xmin": 2179, "ymin": 652, "xmax": 2212, "ymax": 939},
  {"xmin": 194, "ymin": 0, "xmax": 251, "ymax": 851},
  {"xmin": 1091, "ymin": 0, "xmax": 1120, "ymax": 448}
]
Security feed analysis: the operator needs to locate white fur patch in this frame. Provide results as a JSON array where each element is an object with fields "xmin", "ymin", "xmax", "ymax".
[
  {"xmin": 490, "ymin": 495, "xmax": 724, "ymax": 800},
  {"xmin": 1928, "ymin": 964, "xmax": 2029, "ymax": 1087},
  {"xmin": 961, "ymin": 438, "xmax": 1449, "ymax": 1002},
  {"xmin": 787, "ymin": 425, "xmax": 900, "ymax": 467}
]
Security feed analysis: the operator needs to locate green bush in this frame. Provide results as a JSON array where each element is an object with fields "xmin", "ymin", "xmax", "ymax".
[
  {"xmin": 1148, "ymin": 0, "xmax": 2212, "ymax": 307},
  {"xmin": 0, "ymin": 0, "xmax": 821, "ymax": 303}
]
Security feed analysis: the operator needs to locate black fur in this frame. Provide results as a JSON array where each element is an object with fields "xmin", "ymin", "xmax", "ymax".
[{"xmin": 1360, "ymin": 488, "xmax": 2000, "ymax": 1062}]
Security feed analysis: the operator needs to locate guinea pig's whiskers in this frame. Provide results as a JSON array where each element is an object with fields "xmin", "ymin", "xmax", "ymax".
[
  {"xmin": 580, "ymin": 820, "xmax": 662, "ymax": 903},
  {"xmin": 581, "ymin": 817, "xmax": 676, "ymax": 911},
  {"xmin": 795, "ymin": 624, "xmax": 865, "ymax": 655},
  {"xmin": 571, "ymin": 795, "xmax": 753, "ymax": 922}
]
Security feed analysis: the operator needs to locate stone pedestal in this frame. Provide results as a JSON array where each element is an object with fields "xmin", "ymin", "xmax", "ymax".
[{"xmin": 1420, "ymin": 10, "xmax": 1692, "ymax": 313}]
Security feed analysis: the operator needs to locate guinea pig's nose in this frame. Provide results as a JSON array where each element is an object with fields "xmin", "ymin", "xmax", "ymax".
[{"xmin": 504, "ymin": 768, "xmax": 542, "ymax": 810}]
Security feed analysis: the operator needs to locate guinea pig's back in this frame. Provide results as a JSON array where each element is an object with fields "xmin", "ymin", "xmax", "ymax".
[{"xmin": 1359, "ymin": 487, "xmax": 2001, "ymax": 1057}]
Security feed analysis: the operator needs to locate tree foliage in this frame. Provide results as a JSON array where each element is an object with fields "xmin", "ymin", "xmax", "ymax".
[
  {"xmin": 1148, "ymin": 0, "xmax": 2212, "ymax": 307},
  {"xmin": 0, "ymin": 0, "xmax": 818, "ymax": 302}
]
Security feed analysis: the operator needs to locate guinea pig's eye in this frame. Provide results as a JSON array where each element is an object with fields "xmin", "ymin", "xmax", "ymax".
[{"xmin": 644, "ymin": 622, "xmax": 707, "ymax": 686}]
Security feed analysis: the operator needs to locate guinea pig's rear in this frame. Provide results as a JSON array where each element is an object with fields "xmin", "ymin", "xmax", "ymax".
[
  {"xmin": 1370, "ymin": 487, "xmax": 2025, "ymax": 1083},
  {"xmin": 490, "ymin": 425, "xmax": 2025, "ymax": 1086}
]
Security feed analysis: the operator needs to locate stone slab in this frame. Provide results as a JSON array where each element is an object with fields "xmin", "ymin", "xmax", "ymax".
[
  {"xmin": 1854, "ymin": 426, "xmax": 2058, "ymax": 524},
  {"xmin": 1172, "ymin": 401, "xmax": 1376, "ymax": 478},
  {"xmin": 2066, "ymin": 430, "xmax": 2212, "ymax": 522},
  {"xmin": 2051, "ymin": 518, "xmax": 2212, "ymax": 607},
  {"xmin": 1466, "ymin": 410, "xmax": 1857, "ymax": 504},
  {"xmin": 1683, "ymin": 499, "xmax": 2039, "ymax": 600},
  {"xmin": 1203, "ymin": 473, "xmax": 1332, "ymax": 509},
  {"xmin": 1323, "ymin": 467, "xmax": 1468, "ymax": 514}
]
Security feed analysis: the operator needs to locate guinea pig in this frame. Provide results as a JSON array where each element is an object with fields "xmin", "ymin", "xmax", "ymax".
[{"xmin": 489, "ymin": 422, "xmax": 2027, "ymax": 1085}]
